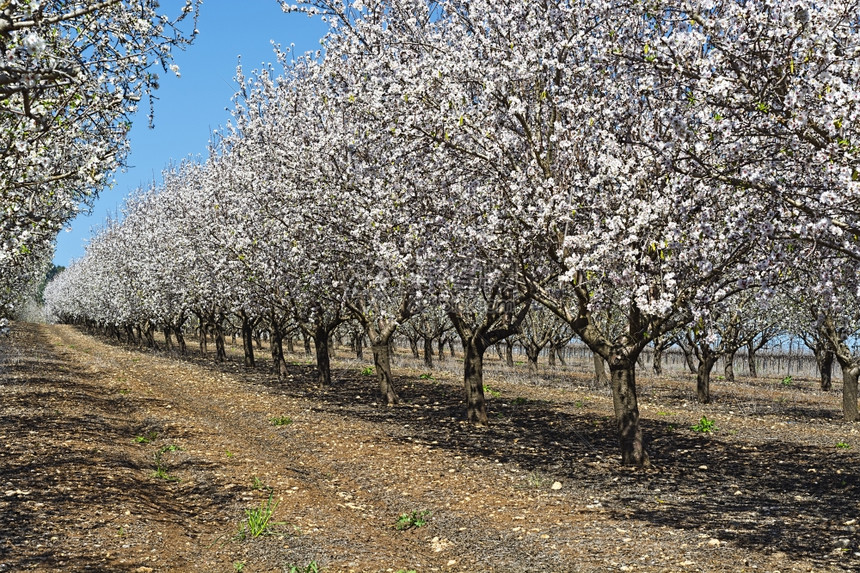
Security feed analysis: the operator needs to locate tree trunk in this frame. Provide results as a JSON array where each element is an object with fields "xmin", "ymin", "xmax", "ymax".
[
  {"xmin": 353, "ymin": 333, "xmax": 364, "ymax": 360},
  {"xmin": 463, "ymin": 339, "xmax": 488, "ymax": 425},
  {"xmin": 438, "ymin": 337, "xmax": 446, "ymax": 361},
  {"xmin": 314, "ymin": 323, "xmax": 332, "ymax": 386},
  {"xmin": 548, "ymin": 346, "xmax": 556, "ymax": 367},
  {"xmin": 255, "ymin": 330, "xmax": 263, "ymax": 350},
  {"xmin": 174, "ymin": 327, "xmax": 187, "ymax": 355},
  {"xmin": 270, "ymin": 321, "xmax": 288, "ymax": 378},
  {"xmin": 448, "ymin": 338, "xmax": 457, "ymax": 358},
  {"xmin": 593, "ymin": 352, "xmax": 610, "ymax": 387},
  {"xmin": 653, "ymin": 343, "xmax": 664, "ymax": 375},
  {"xmin": 843, "ymin": 364, "xmax": 859, "ymax": 422},
  {"xmin": 724, "ymin": 350, "xmax": 736, "ymax": 382},
  {"xmin": 163, "ymin": 328, "xmax": 173, "ymax": 350},
  {"xmin": 696, "ymin": 354, "xmax": 717, "ymax": 404},
  {"xmin": 816, "ymin": 346, "xmax": 834, "ymax": 391},
  {"xmin": 214, "ymin": 321, "xmax": 227, "ymax": 362},
  {"xmin": 409, "ymin": 337, "xmax": 420, "ymax": 359},
  {"xmin": 747, "ymin": 341, "xmax": 759, "ymax": 378},
  {"xmin": 286, "ymin": 336, "xmax": 294, "ymax": 354},
  {"xmin": 681, "ymin": 344, "xmax": 697, "ymax": 374},
  {"xmin": 505, "ymin": 340, "xmax": 514, "ymax": 367},
  {"xmin": 303, "ymin": 333, "xmax": 312, "ymax": 356},
  {"xmin": 241, "ymin": 313, "xmax": 255, "ymax": 367},
  {"xmin": 198, "ymin": 324, "xmax": 207, "ymax": 355},
  {"xmin": 554, "ymin": 344, "xmax": 567, "ymax": 367},
  {"xmin": 423, "ymin": 336, "xmax": 434, "ymax": 369},
  {"xmin": 372, "ymin": 344, "xmax": 400, "ymax": 405},
  {"xmin": 607, "ymin": 356, "xmax": 649, "ymax": 467},
  {"xmin": 525, "ymin": 346, "xmax": 539, "ymax": 373}
]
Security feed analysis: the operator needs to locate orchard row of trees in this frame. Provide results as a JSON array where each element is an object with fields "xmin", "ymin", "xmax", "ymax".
[
  {"xmin": 0, "ymin": 0, "xmax": 200, "ymax": 330},
  {"xmin": 45, "ymin": 0, "xmax": 860, "ymax": 467}
]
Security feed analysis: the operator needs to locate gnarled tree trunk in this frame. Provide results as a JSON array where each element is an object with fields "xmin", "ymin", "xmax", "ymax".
[
  {"xmin": 607, "ymin": 354, "xmax": 649, "ymax": 467},
  {"xmin": 462, "ymin": 337, "xmax": 488, "ymax": 425},
  {"xmin": 372, "ymin": 343, "xmax": 400, "ymax": 405},
  {"xmin": 314, "ymin": 323, "xmax": 332, "ymax": 386},
  {"xmin": 423, "ymin": 336, "xmax": 434, "ymax": 369}
]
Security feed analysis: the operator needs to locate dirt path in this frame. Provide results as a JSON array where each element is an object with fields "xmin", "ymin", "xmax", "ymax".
[{"xmin": 1, "ymin": 323, "xmax": 859, "ymax": 572}]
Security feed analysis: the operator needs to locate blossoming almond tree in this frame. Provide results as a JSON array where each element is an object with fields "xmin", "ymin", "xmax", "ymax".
[{"xmin": 1, "ymin": 0, "xmax": 200, "ymax": 315}]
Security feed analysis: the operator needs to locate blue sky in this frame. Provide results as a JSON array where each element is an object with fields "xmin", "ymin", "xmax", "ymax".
[{"xmin": 52, "ymin": 2, "xmax": 328, "ymax": 267}]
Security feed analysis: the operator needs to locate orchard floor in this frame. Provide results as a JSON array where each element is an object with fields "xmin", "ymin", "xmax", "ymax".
[{"xmin": 1, "ymin": 323, "xmax": 860, "ymax": 572}]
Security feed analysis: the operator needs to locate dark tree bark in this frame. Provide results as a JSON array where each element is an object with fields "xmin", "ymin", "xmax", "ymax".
[
  {"xmin": 820, "ymin": 316, "xmax": 859, "ymax": 421},
  {"xmin": 197, "ymin": 322, "xmax": 207, "ymax": 355},
  {"xmin": 314, "ymin": 322, "xmax": 332, "ymax": 386},
  {"xmin": 696, "ymin": 351, "xmax": 717, "ymax": 404},
  {"xmin": 817, "ymin": 346, "xmax": 834, "ymax": 391},
  {"xmin": 174, "ymin": 325, "xmax": 187, "ymax": 355},
  {"xmin": 608, "ymin": 355, "xmax": 649, "ymax": 467},
  {"xmin": 352, "ymin": 332, "xmax": 364, "ymax": 360},
  {"xmin": 462, "ymin": 337, "xmax": 489, "ymax": 425},
  {"xmin": 724, "ymin": 350, "xmax": 736, "ymax": 382},
  {"xmin": 652, "ymin": 342, "xmax": 664, "ymax": 375},
  {"xmin": 303, "ymin": 333, "xmax": 312, "ymax": 356},
  {"xmin": 408, "ymin": 335, "xmax": 420, "ymax": 359},
  {"xmin": 163, "ymin": 327, "xmax": 173, "ymax": 350},
  {"xmin": 213, "ymin": 319, "xmax": 227, "ymax": 362},
  {"xmin": 505, "ymin": 339, "xmax": 514, "ymax": 367},
  {"xmin": 679, "ymin": 340, "xmax": 697, "ymax": 374},
  {"xmin": 746, "ymin": 341, "xmax": 759, "ymax": 378},
  {"xmin": 423, "ymin": 336, "xmax": 434, "ymax": 369},
  {"xmin": 372, "ymin": 343, "xmax": 399, "ymax": 405},
  {"xmin": 240, "ymin": 311, "xmax": 255, "ymax": 367},
  {"xmin": 448, "ymin": 294, "xmax": 530, "ymax": 426},
  {"xmin": 593, "ymin": 352, "xmax": 610, "ymax": 387},
  {"xmin": 270, "ymin": 317, "xmax": 289, "ymax": 378},
  {"xmin": 843, "ymin": 365, "xmax": 859, "ymax": 422}
]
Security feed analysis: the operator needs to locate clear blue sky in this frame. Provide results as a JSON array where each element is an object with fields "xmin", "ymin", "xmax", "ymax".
[{"xmin": 52, "ymin": 1, "xmax": 328, "ymax": 267}]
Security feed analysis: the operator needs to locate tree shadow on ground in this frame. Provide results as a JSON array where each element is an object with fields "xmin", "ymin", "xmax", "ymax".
[
  {"xmin": 88, "ymin": 333, "xmax": 860, "ymax": 570},
  {"xmin": 255, "ymin": 362, "xmax": 860, "ymax": 571},
  {"xmin": 0, "ymin": 325, "xmax": 236, "ymax": 572}
]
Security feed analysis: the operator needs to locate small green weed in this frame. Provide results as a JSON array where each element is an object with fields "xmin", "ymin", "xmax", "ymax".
[
  {"xmin": 574, "ymin": 400, "xmax": 586, "ymax": 408},
  {"xmin": 152, "ymin": 444, "xmax": 182, "ymax": 481},
  {"xmin": 252, "ymin": 476, "xmax": 265, "ymax": 490},
  {"xmin": 238, "ymin": 493, "xmax": 285, "ymax": 538},
  {"xmin": 691, "ymin": 415, "xmax": 717, "ymax": 433},
  {"xmin": 419, "ymin": 372, "xmax": 433, "ymax": 380},
  {"xmin": 360, "ymin": 366, "xmax": 374, "ymax": 376},
  {"xmin": 781, "ymin": 375, "xmax": 793, "ymax": 386},
  {"xmin": 286, "ymin": 562, "xmax": 320, "ymax": 573},
  {"xmin": 657, "ymin": 411, "xmax": 673, "ymax": 417},
  {"xmin": 483, "ymin": 385, "xmax": 500, "ymax": 398},
  {"xmin": 512, "ymin": 396, "xmax": 528, "ymax": 405},
  {"xmin": 226, "ymin": 450, "xmax": 234, "ymax": 458},
  {"xmin": 119, "ymin": 388, "xmax": 130, "ymax": 395},
  {"xmin": 836, "ymin": 441, "xmax": 851, "ymax": 449},
  {"xmin": 271, "ymin": 415, "xmax": 293, "ymax": 426},
  {"xmin": 233, "ymin": 562, "xmax": 245, "ymax": 572},
  {"xmin": 134, "ymin": 431, "xmax": 158, "ymax": 444},
  {"xmin": 394, "ymin": 509, "xmax": 431, "ymax": 530},
  {"xmin": 524, "ymin": 471, "xmax": 546, "ymax": 488}
]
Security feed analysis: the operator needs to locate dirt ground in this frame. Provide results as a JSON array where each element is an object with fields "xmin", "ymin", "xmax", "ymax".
[{"xmin": 1, "ymin": 322, "xmax": 859, "ymax": 572}]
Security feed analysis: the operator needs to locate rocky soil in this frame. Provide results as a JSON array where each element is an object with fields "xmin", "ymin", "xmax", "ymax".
[{"xmin": 1, "ymin": 322, "xmax": 859, "ymax": 572}]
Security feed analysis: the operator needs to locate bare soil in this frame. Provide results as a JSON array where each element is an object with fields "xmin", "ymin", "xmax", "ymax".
[{"xmin": 1, "ymin": 322, "xmax": 860, "ymax": 572}]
